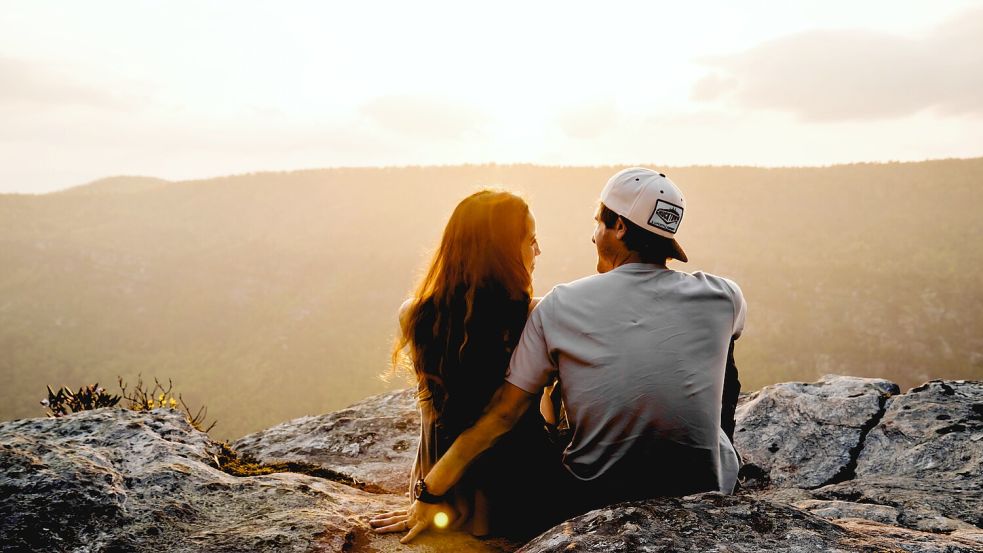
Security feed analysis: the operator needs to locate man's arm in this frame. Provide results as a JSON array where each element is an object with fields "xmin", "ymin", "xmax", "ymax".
[
  {"xmin": 427, "ymin": 382, "xmax": 534, "ymax": 494},
  {"xmin": 398, "ymin": 382, "xmax": 535, "ymax": 543},
  {"xmin": 721, "ymin": 338, "xmax": 740, "ymax": 444}
]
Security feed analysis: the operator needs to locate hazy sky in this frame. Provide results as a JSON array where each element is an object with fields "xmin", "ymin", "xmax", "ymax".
[{"xmin": 2, "ymin": 1, "xmax": 982, "ymax": 193}]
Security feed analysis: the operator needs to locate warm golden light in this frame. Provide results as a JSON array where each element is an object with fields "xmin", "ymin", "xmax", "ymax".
[
  {"xmin": 2, "ymin": 3, "xmax": 979, "ymax": 195},
  {"xmin": 433, "ymin": 512, "xmax": 449, "ymax": 529}
]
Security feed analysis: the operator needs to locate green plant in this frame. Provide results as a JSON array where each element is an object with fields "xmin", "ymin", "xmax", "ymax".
[{"xmin": 41, "ymin": 383, "xmax": 122, "ymax": 417}]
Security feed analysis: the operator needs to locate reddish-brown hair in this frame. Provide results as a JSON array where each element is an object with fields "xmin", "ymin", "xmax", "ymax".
[{"xmin": 393, "ymin": 189, "xmax": 532, "ymax": 413}]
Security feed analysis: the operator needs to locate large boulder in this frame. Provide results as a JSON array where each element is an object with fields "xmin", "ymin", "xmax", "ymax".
[
  {"xmin": 734, "ymin": 375, "xmax": 899, "ymax": 488},
  {"xmin": 752, "ymin": 379, "xmax": 983, "ymax": 534},
  {"xmin": 233, "ymin": 388, "xmax": 419, "ymax": 495},
  {"xmin": 856, "ymin": 380, "xmax": 983, "ymax": 483},
  {"xmin": 517, "ymin": 493, "xmax": 983, "ymax": 553},
  {"xmin": 0, "ymin": 407, "xmax": 512, "ymax": 553}
]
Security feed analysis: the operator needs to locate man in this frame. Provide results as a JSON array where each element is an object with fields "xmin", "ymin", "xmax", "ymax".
[{"xmin": 376, "ymin": 167, "xmax": 746, "ymax": 543}]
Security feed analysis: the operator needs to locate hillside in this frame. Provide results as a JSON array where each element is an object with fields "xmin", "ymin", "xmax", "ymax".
[{"xmin": 1, "ymin": 160, "xmax": 982, "ymax": 439}]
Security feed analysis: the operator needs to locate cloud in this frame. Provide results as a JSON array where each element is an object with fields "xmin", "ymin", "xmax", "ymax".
[
  {"xmin": 0, "ymin": 56, "xmax": 131, "ymax": 110},
  {"xmin": 358, "ymin": 94, "xmax": 489, "ymax": 139},
  {"xmin": 692, "ymin": 8, "xmax": 983, "ymax": 121}
]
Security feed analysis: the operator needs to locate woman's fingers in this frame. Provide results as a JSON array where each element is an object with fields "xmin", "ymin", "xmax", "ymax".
[
  {"xmin": 369, "ymin": 514, "xmax": 408, "ymax": 529},
  {"xmin": 372, "ymin": 509, "xmax": 408, "ymax": 519},
  {"xmin": 372, "ymin": 520, "xmax": 410, "ymax": 534},
  {"xmin": 368, "ymin": 510, "xmax": 408, "ymax": 525}
]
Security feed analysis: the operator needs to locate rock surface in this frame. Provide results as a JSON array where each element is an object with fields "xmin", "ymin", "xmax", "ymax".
[
  {"xmin": 0, "ymin": 409, "xmax": 363, "ymax": 552},
  {"xmin": 856, "ymin": 380, "xmax": 983, "ymax": 483},
  {"xmin": 734, "ymin": 374, "xmax": 900, "ymax": 489},
  {"xmin": 233, "ymin": 388, "xmax": 418, "ymax": 495},
  {"xmin": 754, "ymin": 379, "xmax": 983, "ymax": 535},
  {"xmin": 518, "ymin": 493, "xmax": 983, "ymax": 553},
  {"xmin": 2, "ymin": 375, "xmax": 982, "ymax": 552},
  {"xmin": 0, "ymin": 407, "xmax": 511, "ymax": 553}
]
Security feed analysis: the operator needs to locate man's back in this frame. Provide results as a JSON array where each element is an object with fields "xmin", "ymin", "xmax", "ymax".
[
  {"xmin": 506, "ymin": 262, "xmax": 746, "ymax": 492},
  {"xmin": 385, "ymin": 169, "xmax": 750, "ymax": 544}
]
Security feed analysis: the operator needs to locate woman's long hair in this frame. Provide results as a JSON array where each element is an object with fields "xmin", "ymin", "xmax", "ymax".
[{"xmin": 393, "ymin": 190, "xmax": 533, "ymax": 423}]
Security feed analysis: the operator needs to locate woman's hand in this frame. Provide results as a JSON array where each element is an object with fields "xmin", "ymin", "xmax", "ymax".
[
  {"xmin": 402, "ymin": 500, "xmax": 453, "ymax": 543},
  {"xmin": 370, "ymin": 500, "xmax": 455, "ymax": 543},
  {"xmin": 368, "ymin": 508, "xmax": 409, "ymax": 534}
]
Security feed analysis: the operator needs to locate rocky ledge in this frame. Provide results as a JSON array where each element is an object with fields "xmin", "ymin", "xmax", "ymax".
[{"xmin": 2, "ymin": 375, "xmax": 981, "ymax": 552}]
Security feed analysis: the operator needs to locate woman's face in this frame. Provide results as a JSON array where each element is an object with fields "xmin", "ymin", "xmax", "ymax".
[{"xmin": 521, "ymin": 211, "xmax": 541, "ymax": 275}]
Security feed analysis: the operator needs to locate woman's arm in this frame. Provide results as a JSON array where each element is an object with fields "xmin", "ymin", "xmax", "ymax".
[
  {"xmin": 398, "ymin": 298, "xmax": 414, "ymax": 334},
  {"xmin": 398, "ymin": 382, "xmax": 535, "ymax": 543}
]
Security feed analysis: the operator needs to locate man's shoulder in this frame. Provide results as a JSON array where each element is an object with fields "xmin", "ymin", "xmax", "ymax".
[
  {"xmin": 543, "ymin": 271, "xmax": 616, "ymax": 302},
  {"xmin": 688, "ymin": 271, "xmax": 744, "ymax": 299},
  {"xmin": 688, "ymin": 271, "xmax": 748, "ymax": 337},
  {"xmin": 540, "ymin": 268, "xmax": 745, "ymax": 306}
]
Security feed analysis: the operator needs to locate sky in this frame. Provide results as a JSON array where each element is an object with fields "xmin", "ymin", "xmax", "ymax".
[{"xmin": 1, "ymin": 0, "xmax": 982, "ymax": 194}]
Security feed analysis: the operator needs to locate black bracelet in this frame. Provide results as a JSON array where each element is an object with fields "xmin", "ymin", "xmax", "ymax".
[{"xmin": 414, "ymin": 478, "xmax": 445, "ymax": 504}]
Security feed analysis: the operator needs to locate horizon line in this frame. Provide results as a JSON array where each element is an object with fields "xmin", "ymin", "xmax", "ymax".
[{"xmin": 6, "ymin": 154, "xmax": 983, "ymax": 197}]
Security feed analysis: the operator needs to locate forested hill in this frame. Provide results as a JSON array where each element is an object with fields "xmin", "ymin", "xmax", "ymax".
[{"xmin": 2, "ymin": 159, "xmax": 981, "ymax": 440}]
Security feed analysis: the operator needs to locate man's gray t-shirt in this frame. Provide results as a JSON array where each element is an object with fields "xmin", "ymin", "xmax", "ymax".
[{"xmin": 506, "ymin": 263, "xmax": 746, "ymax": 493}]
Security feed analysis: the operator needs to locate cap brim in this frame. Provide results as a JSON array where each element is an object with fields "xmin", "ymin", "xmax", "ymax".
[{"xmin": 669, "ymin": 239, "xmax": 688, "ymax": 263}]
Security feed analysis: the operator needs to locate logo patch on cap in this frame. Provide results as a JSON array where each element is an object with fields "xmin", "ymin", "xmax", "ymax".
[{"xmin": 649, "ymin": 200, "xmax": 683, "ymax": 234}]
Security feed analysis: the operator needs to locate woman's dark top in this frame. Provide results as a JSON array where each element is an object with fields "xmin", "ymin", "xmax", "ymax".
[{"xmin": 408, "ymin": 287, "xmax": 553, "ymax": 538}]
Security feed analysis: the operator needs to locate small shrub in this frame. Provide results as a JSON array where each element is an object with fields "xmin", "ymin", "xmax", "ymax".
[
  {"xmin": 41, "ymin": 383, "xmax": 121, "ymax": 417},
  {"xmin": 41, "ymin": 375, "xmax": 217, "ymax": 433},
  {"xmin": 118, "ymin": 375, "xmax": 217, "ymax": 433}
]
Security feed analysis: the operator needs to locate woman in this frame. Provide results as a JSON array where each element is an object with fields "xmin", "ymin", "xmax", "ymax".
[{"xmin": 369, "ymin": 189, "xmax": 554, "ymax": 539}]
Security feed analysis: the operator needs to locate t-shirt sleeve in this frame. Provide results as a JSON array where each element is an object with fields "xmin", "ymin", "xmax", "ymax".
[
  {"xmin": 505, "ymin": 298, "xmax": 557, "ymax": 394},
  {"xmin": 726, "ymin": 279, "xmax": 748, "ymax": 339}
]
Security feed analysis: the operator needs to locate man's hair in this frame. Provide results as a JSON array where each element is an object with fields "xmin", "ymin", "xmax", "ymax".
[{"xmin": 598, "ymin": 203, "xmax": 676, "ymax": 264}]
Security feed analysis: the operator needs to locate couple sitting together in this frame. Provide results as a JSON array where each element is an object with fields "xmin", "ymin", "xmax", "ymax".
[{"xmin": 369, "ymin": 168, "xmax": 747, "ymax": 544}]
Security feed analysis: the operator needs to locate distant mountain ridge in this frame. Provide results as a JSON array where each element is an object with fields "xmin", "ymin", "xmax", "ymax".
[
  {"xmin": 55, "ymin": 176, "xmax": 172, "ymax": 196},
  {"xmin": 1, "ymin": 159, "xmax": 981, "ymax": 440}
]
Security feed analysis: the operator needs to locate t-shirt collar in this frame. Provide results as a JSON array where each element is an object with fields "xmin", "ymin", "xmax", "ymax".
[{"xmin": 610, "ymin": 262, "xmax": 670, "ymax": 274}]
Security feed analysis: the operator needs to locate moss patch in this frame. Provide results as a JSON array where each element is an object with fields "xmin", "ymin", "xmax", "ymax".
[{"xmin": 214, "ymin": 442, "xmax": 388, "ymax": 494}]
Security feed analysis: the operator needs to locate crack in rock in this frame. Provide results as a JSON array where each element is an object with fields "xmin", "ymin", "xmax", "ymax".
[
  {"xmin": 812, "ymin": 391, "xmax": 893, "ymax": 489},
  {"xmin": 734, "ymin": 375, "xmax": 900, "ymax": 489}
]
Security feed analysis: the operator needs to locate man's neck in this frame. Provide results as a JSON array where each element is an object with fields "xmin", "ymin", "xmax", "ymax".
[{"xmin": 611, "ymin": 252, "xmax": 667, "ymax": 270}]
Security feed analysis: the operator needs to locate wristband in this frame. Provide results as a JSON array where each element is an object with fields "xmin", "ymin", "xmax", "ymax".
[{"xmin": 413, "ymin": 478, "xmax": 445, "ymax": 504}]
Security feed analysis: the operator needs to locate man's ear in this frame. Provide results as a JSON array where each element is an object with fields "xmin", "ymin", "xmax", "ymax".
[{"xmin": 614, "ymin": 217, "xmax": 628, "ymax": 240}]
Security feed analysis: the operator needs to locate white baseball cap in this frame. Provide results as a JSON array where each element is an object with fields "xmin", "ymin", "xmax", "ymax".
[{"xmin": 600, "ymin": 167, "xmax": 688, "ymax": 262}]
